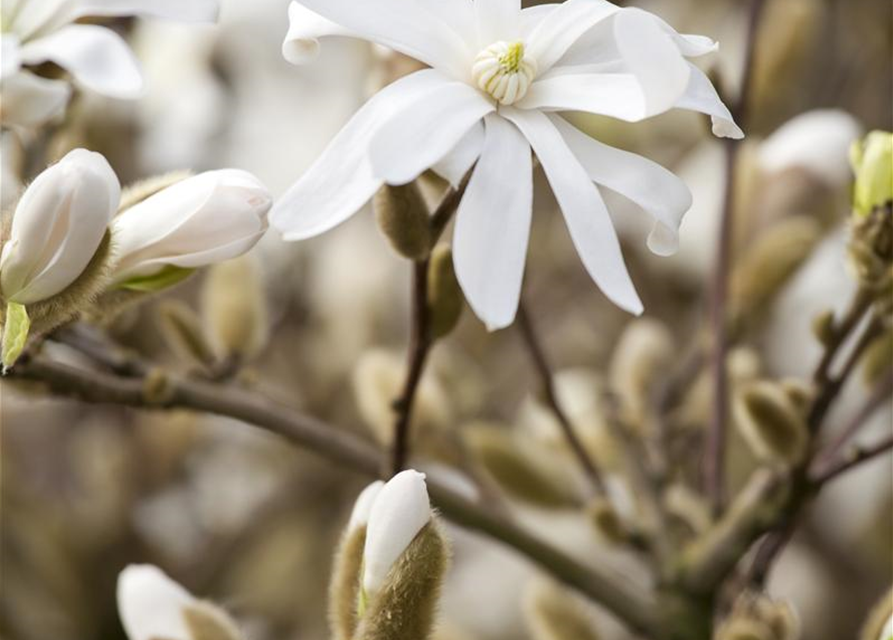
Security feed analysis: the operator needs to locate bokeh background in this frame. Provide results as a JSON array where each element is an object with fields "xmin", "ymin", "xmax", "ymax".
[{"xmin": 2, "ymin": 0, "xmax": 891, "ymax": 639}]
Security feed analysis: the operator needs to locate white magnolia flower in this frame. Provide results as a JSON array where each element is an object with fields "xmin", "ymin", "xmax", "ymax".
[
  {"xmin": 0, "ymin": 148, "xmax": 118, "ymax": 304},
  {"xmin": 272, "ymin": 0, "xmax": 742, "ymax": 330},
  {"xmin": 348, "ymin": 479, "xmax": 385, "ymax": 531},
  {"xmin": 363, "ymin": 469, "xmax": 432, "ymax": 596},
  {"xmin": 0, "ymin": 0, "xmax": 219, "ymax": 128},
  {"xmin": 111, "ymin": 170, "xmax": 272, "ymax": 286}
]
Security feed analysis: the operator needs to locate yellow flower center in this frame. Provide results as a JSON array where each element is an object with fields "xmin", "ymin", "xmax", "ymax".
[{"xmin": 472, "ymin": 41, "xmax": 537, "ymax": 106}]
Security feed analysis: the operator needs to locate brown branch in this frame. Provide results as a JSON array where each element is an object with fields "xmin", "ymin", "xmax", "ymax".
[
  {"xmin": 429, "ymin": 168, "xmax": 473, "ymax": 246},
  {"xmin": 516, "ymin": 300, "xmax": 606, "ymax": 495},
  {"xmin": 703, "ymin": 0, "xmax": 768, "ymax": 515},
  {"xmin": 810, "ymin": 434, "xmax": 893, "ymax": 485},
  {"xmin": 6, "ymin": 354, "xmax": 662, "ymax": 637}
]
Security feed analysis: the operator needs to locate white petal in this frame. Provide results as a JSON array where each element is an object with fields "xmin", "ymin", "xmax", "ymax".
[
  {"xmin": 612, "ymin": 9, "xmax": 690, "ymax": 115},
  {"xmin": 363, "ymin": 470, "xmax": 431, "ymax": 596},
  {"xmin": 117, "ymin": 565, "xmax": 195, "ymax": 640},
  {"xmin": 503, "ymin": 108, "xmax": 643, "ymax": 315},
  {"xmin": 551, "ymin": 115, "xmax": 692, "ymax": 256},
  {"xmin": 0, "ymin": 71, "xmax": 71, "ymax": 128},
  {"xmin": 676, "ymin": 63, "xmax": 743, "ymax": 139},
  {"xmin": 525, "ymin": 0, "xmax": 619, "ymax": 74},
  {"xmin": 1, "ymin": 36, "xmax": 21, "ymax": 79},
  {"xmin": 271, "ymin": 69, "xmax": 452, "ymax": 241},
  {"xmin": 520, "ymin": 4, "xmax": 558, "ymax": 39},
  {"xmin": 1, "ymin": 148, "xmax": 118, "ymax": 304},
  {"xmin": 292, "ymin": 0, "xmax": 471, "ymax": 78},
  {"xmin": 282, "ymin": 1, "xmax": 352, "ymax": 65},
  {"xmin": 20, "ymin": 25, "xmax": 143, "ymax": 99},
  {"xmin": 2, "ymin": 0, "xmax": 69, "ymax": 40},
  {"xmin": 474, "ymin": 0, "xmax": 521, "ymax": 46},
  {"xmin": 348, "ymin": 481, "xmax": 385, "ymax": 531},
  {"xmin": 431, "ymin": 121, "xmax": 484, "ymax": 187},
  {"xmin": 520, "ymin": 73, "xmax": 655, "ymax": 121},
  {"xmin": 368, "ymin": 82, "xmax": 493, "ymax": 186},
  {"xmin": 453, "ymin": 114, "xmax": 532, "ymax": 331}
]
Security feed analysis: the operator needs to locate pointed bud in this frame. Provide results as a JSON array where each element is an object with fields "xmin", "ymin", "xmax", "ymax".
[
  {"xmin": 201, "ymin": 255, "xmax": 269, "ymax": 362},
  {"xmin": 158, "ymin": 300, "xmax": 217, "ymax": 369},
  {"xmin": 373, "ymin": 182, "xmax": 431, "ymax": 260},
  {"xmin": 851, "ymin": 131, "xmax": 893, "ymax": 217},
  {"xmin": 609, "ymin": 318, "xmax": 675, "ymax": 423},
  {"xmin": 587, "ymin": 496, "xmax": 626, "ymax": 545},
  {"xmin": 111, "ymin": 170, "xmax": 271, "ymax": 291},
  {"xmin": 811, "ymin": 309, "xmax": 836, "ymax": 347},
  {"xmin": 719, "ymin": 594, "xmax": 800, "ymax": 640},
  {"xmin": 362, "ymin": 470, "xmax": 432, "ymax": 598},
  {"xmin": 117, "ymin": 564, "xmax": 243, "ymax": 640},
  {"xmin": 142, "ymin": 368, "xmax": 174, "ymax": 405},
  {"xmin": 427, "ymin": 244, "xmax": 463, "ymax": 339},
  {"xmin": 862, "ymin": 329, "xmax": 893, "ymax": 387},
  {"xmin": 734, "ymin": 381, "xmax": 808, "ymax": 466},
  {"xmin": 524, "ymin": 580, "xmax": 602, "ymax": 640},
  {"xmin": 329, "ymin": 481, "xmax": 384, "ymax": 640},
  {"xmin": 0, "ymin": 149, "xmax": 118, "ymax": 305}
]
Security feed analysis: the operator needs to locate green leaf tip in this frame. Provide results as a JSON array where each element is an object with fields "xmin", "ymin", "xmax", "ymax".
[{"xmin": 2, "ymin": 302, "xmax": 30, "ymax": 372}]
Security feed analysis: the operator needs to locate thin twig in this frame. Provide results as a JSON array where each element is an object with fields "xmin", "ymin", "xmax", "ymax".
[
  {"xmin": 703, "ymin": 0, "xmax": 768, "ymax": 515},
  {"xmin": 7, "ymin": 354, "xmax": 662, "ymax": 637},
  {"xmin": 391, "ymin": 258, "xmax": 432, "ymax": 475},
  {"xmin": 516, "ymin": 300, "xmax": 606, "ymax": 495},
  {"xmin": 429, "ymin": 168, "xmax": 473, "ymax": 246},
  {"xmin": 810, "ymin": 434, "xmax": 893, "ymax": 484}
]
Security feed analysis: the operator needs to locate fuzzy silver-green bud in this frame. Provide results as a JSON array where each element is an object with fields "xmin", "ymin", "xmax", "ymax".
[
  {"xmin": 374, "ymin": 182, "xmax": 432, "ymax": 260},
  {"xmin": 734, "ymin": 380, "xmax": 808, "ymax": 466},
  {"xmin": 427, "ymin": 244, "xmax": 463, "ymax": 339},
  {"xmin": 201, "ymin": 255, "xmax": 269, "ymax": 361},
  {"xmin": 851, "ymin": 131, "xmax": 893, "ymax": 218}
]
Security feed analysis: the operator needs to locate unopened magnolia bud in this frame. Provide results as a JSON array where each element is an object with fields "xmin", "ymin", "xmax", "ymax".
[
  {"xmin": 117, "ymin": 564, "xmax": 243, "ymax": 640},
  {"xmin": 466, "ymin": 426, "xmax": 581, "ymax": 508},
  {"xmin": 851, "ymin": 131, "xmax": 893, "ymax": 217},
  {"xmin": 811, "ymin": 309, "xmax": 836, "ymax": 347},
  {"xmin": 664, "ymin": 483, "xmax": 712, "ymax": 535},
  {"xmin": 860, "ymin": 588, "xmax": 893, "ymax": 640},
  {"xmin": 848, "ymin": 205, "xmax": 893, "ymax": 291},
  {"xmin": 719, "ymin": 594, "xmax": 800, "ymax": 640},
  {"xmin": 363, "ymin": 470, "xmax": 432, "ymax": 598},
  {"xmin": 587, "ymin": 496, "xmax": 626, "ymax": 545},
  {"xmin": 374, "ymin": 182, "xmax": 431, "ymax": 260},
  {"xmin": 201, "ymin": 255, "xmax": 268, "ymax": 361},
  {"xmin": 143, "ymin": 368, "xmax": 174, "ymax": 405},
  {"xmin": 716, "ymin": 618, "xmax": 775, "ymax": 640},
  {"xmin": 427, "ymin": 244, "xmax": 463, "ymax": 339},
  {"xmin": 158, "ymin": 301, "xmax": 217, "ymax": 369},
  {"xmin": 524, "ymin": 580, "xmax": 602, "ymax": 640},
  {"xmin": 111, "ymin": 170, "xmax": 271, "ymax": 291},
  {"xmin": 734, "ymin": 381, "xmax": 808, "ymax": 466},
  {"xmin": 119, "ymin": 171, "xmax": 192, "ymax": 213},
  {"xmin": 354, "ymin": 522, "xmax": 448, "ymax": 640},
  {"xmin": 862, "ymin": 329, "xmax": 893, "ymax": 387},
  {"xmin": 329, "ymin": 481, "xmax": 384, "ymax": 640},
  {"xmin": 609, "ymin": 318, "xmax": 674, "ymax": 423},
  {"xmin": 730, "ymin": 217, "xmax": 822, "ymax": 327}
]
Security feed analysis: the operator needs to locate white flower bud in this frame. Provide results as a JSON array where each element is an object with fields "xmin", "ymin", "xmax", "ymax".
[
  {"xmin": 349, "ymin": 480, "xmax": 385, "ymax": 531},
  {"xmin": 0, "ymin": 148, "xmax": 118, "ymax": 304},
  {"xmin": 362, "ymin": 470, "xmax": 431, "ymax": 597},
  {"xmin": 117, "ymin": 564, "xmax": 198, "ymax": 640},
  {"xmin": 110, "ymin": 169, "xmax": 271, "ymax": 287}
]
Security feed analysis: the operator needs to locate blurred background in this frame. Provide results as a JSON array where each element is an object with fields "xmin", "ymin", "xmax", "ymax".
[{"xmin": 1, "ymin": 0, "xmax": 891, "ymax": 639}]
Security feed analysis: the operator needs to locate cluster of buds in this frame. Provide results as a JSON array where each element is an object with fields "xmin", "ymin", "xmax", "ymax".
[{"xmin": 0, "ymin": 149, "xmax": 272, "ymax": 370}]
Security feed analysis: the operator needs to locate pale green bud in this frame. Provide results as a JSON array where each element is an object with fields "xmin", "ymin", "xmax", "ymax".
[
  {"xmin": 734, "ymin": 380, "xmax": 808, "ymax": 466},
  {"xmin": 427, "ymin": 244, "xmax": 463, "ymax": 339},
  {"xmin": 851, "ymin": 131, "xmax": 893, "ymax": 217},
  {"xmin": 373, "ymin": 182, "xmax": 432, "ymax": 260},
  {"xmin": 201, "ymin": 255, "xmax": 269, "ymax": 361},
  {"xmin": 811, "ymin": 309, "xmax": 836, "ymax": 347},
  {"xmin": 524, "ymin": 580, "xmax": 602, "ymax": 640}
]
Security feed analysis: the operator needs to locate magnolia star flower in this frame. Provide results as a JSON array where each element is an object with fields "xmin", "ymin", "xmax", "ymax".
[
  {"xmin": 272, "ymin": 0, "xmax": 743, "ymax": 330},
  {"xmin": 0, "ymin": 0, "xmax": 219, "ymax": 128}
]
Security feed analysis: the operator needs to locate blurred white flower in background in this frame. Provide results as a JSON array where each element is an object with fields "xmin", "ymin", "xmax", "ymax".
[
  {"xmin": 111, "ymin": 169, "xmax": 272, "ymax": 287},
  {"xmin": 0, "ymin": 0, "xmax": 219, "ymax": 128},
  {"xmin": 0, "ymin": 148, "xmax": 118, "ymax": 304},
  {"xmin": 272, "ymin": 0, "xmax": 741, "ymax": 330}
]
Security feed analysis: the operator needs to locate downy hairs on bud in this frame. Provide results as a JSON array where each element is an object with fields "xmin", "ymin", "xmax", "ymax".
[
  {"xmin": 427, "ymin": 244, "xmax": 463, "ymax": 340},
  {"xmin": 201, "ymin": 255, "xmax": 269, "ymax": 362},
  {"xmin": 374, "ymin": 182, "xmax": 432, "ymax": 261}
]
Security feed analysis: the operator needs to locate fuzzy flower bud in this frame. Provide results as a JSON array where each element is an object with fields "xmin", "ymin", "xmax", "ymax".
[
  {"xmin": 111, "ymin": 170, "xmax": 271, "ymax": 290},
  {"xmin": 0, "ymin": 148, "xmax": 118, "ymax": 305},
  {"xmin": 362, "ymin": 470, "xmax": 432, "ymax": 597},
  {"xmin": 734, "ymin": 381, "xmax": 808, "ymax": 466},
  {"xmin": 117, "ymin": 564, "xmax": 243, "ymax": 640},
  {"xmin": 373, "ymin": 182, "xmax": 431, "ymax": 260},
  {"xmin": 851, "ymin": 131, "xmax": 893, "ymax": 217},
  {"xmin": 427, "ymin": 244, "xmax": 463, "ymax": 339}
]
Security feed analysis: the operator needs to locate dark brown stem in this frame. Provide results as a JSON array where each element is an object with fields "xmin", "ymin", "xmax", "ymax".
[
  {"xmin": 810, "ymin": 434, "xmax": 893, "ymax": 484},
  {"xmin": 703, "ymin": 0, "xmax": 768, "ymax": 515},
  {"xmin": 517, "ymin": 300, "xmax": 606, "ymax": 495},
  {"xmin": 429, "ymin": 168, "xmax": 473, "ymax": 247},
  {"xmin": 391, "ymin": 258, "xmax": 432, "ymax": 476}
]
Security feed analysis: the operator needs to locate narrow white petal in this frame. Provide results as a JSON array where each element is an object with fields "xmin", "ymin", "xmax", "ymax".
[
  {"xmin": 520, "ymin": 4, "xmax": 557, "ymax": 39},
  {"xmin": 1, "ymin": 36, "xmax": 21, "ymax": 79},
  {"xmin": 117, "ymin": 565, "xmax": 195, "ymax": 640},
  {"xmin": 525, "ymin": 0, "xmax": 619, "ymax": 73},
  {"xmin": 520, "ymin": 73, "xmax": 652, "ymax": 121},
  {"xmin": 272, "ymin": 69, "xmax": 452, "ymax": 241},
  {"xmin": 20, "ymin": 25, "xmax": 143, "ymax": 99},
  {"xmin": 676, "ymin": 63, "xmax": 743, "ymax": 139},
  {"xmin": 474, "ymin": 0, "xmax": 521, "ymax": 46},
  {"xmin": 293, "ymin": 0, "xmax": 471, "ymax": 78},
  {"xmin": 363, "ymin": 470, "xmax": 431, "ymax": 596},
  {"xmin": 453, "ymin": 114, "xmax": 532, "ymax": 331},
  {"xmin": 348, "ymin": 481, "xmax": 385, "ymax": 531},
  {"xmin": 0, "ymin": 71, "xmax": 71, "ymax": 128},
  {"xmin": 503, "ymin": 108, "xmax": 643, "ymax": 315},
  {"xmin": 551, "ymin": 115, "xmax": 692, "ymax": 256},
  {"xmin": 369, "ymin": 82, "xmax": 493, "ymax": 185},
  {"xmin": 431, "ymin": 121, "xmax": 484, "ymax": 187},
  {"xmin": 282, "ymin": 1, "xmax": 352, "ymax": 65}
]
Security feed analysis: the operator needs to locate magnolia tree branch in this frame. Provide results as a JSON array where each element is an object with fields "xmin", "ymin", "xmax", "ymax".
[
  {"xmin": 516, "ymin": 300, "xmax": 607, "ymax": 496},
  {"xmin": 9, "ymin": 353, "xmax": 662, "ymax": 637}
]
